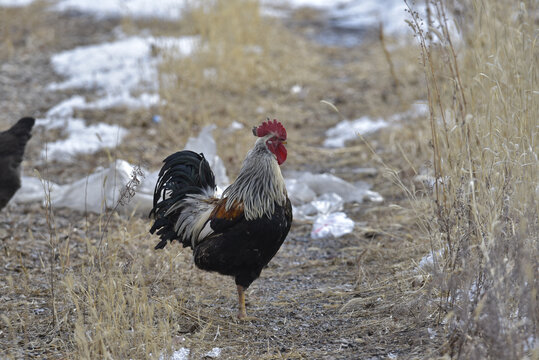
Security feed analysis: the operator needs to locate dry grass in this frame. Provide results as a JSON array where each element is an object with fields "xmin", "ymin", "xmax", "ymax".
[
  {"xmin": 403, "ymin": 0, "xmax": 538, "ymax": 358},
  {"xmin": 0, "ymin": 1, "xmax": 56, "ymax": 60},
  {"xmin": 1, "ymin": 0, "xmax": 440, "ymax": 356},
  {"xmin": 8, "ymin": 0, "xmax": 533, "ymax": 358},
  {"xmin": 156, "ymin": 0, "xmax": 329, "ymax": 175}
]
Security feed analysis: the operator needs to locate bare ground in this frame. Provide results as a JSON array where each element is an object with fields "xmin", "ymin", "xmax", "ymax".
[{"xmin": 0, "ymin": 5, "xmax": 443, "ymax": 359}]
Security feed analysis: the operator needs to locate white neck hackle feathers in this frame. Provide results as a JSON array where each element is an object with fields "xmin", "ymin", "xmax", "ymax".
[
  {"xmin": 223, "ymin": 135, "xmax": 287, "ymax": 221},
  {"xmin": 169, "ymin": 135, "xmax": 287, "ymax": 247}
]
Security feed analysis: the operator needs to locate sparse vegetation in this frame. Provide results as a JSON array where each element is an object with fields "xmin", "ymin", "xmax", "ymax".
[
  {"xmin": 0, "ymin": 0, "xmax": 536, "ymax": 359},
  {"xmin": 404, "ymin": 0, "xmax": 537, "ymax": 358},
  {"xmin": 0, "ymin": 1, "xmax": 56, "ymax": 60}
]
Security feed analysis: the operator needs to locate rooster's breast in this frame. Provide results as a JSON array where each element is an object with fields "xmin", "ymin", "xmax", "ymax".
[{"xmin": 193, "ymin": 198, "xmax": 292, "ymax": 288}]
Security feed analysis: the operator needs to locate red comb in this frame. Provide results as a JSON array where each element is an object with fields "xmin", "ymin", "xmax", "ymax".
[{"xmin": 253, "ymin": 119, "xmax": 287, "ymax": 140}]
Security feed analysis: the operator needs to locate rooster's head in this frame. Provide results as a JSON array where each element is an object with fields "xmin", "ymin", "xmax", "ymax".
[{"xmin": 252, "ymin": 119, "xmax": 287, "ymax": 165}]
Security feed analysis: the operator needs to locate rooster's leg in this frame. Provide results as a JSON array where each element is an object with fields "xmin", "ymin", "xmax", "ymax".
[{"xmin": 236, "ymin": 285, "xmax": 248, "ymax": 320}]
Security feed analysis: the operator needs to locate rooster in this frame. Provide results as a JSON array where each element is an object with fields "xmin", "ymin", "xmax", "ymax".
[
  {"xmin": 150, "ymin": 119, "xmax": 292, "ymax": 319},
  {"xmin": 0, "ymin": 117, "xmax": 35, "ymax": 211}
]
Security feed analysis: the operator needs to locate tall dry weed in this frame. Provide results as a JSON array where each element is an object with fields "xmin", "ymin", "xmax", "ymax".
[
  {"xmin": 58, "ymin": 167, "xmax": 196, "ymax": 359},
  {"xmin": 407, "ymin": 0, "xmax": 537, "ymax": 358}
]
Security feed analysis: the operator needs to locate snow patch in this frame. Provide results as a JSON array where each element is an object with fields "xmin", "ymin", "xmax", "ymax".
[
  {"xmin": 38, "ymin": 96, "xmax": 87, "ymax": 123},
  {"xmin": 390, "ymin": 102, "xmax": 429, "ymax": 121},
  {"xmin": 330, "ymin": 0, "xmax": 411, "ymax": 35},
  {"xmin": 290, "ymin": 190, "xmax": 356, "ymax": 238},
  {"xmin": 0, "ymin": 0, "xmax": 33, "ymax": 6},
  {"xmin": 36, "ymin": 96, "xmax": 128, "ymax": 161},
  {"xmin": 48, "ymin": 36, "xmax": 198, "ymax": 110},
  {"xmin": 54, "ymin": 0, "xmax": 187, "ymax": 19},
  {"xmin": 263, "ymin": 0, "xmax": 456, "ymax": 38},
  {"xmin": 265, "ymin": 0, "xmax": 412, "ymax": 35},
  {"xmin": 43, "ymin": 120, "xmax": 127, "ymax": 162},
  {"xmin": 35, "ymin": 36, "xmax": 198, "ymax": 162}
]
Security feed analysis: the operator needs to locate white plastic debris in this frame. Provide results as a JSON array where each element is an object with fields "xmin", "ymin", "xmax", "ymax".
[
  {"xmin": 290, "ymin": 84, "xmax": 302, "ymax": 94},
  {"xmin": 52, "ymin": 160, "xmax": 139, "ymax": 213},
  {"xmin": 286, "ymin": 171, "xmax": 383, "ymax": 204},
  {"xmin": 292, "ymin": 192, "xmax": 354, "ymax": 239},
  {"xmin": 324, "ymin": 102, "xmax": 429, "ymax": 148},
  {"xmin": 138, "ymin": 170, "xmax": 159, "ymax": 198},
  {"xmin": 292, "ymin": 192, "xmax": 343, "ymax": 220},
  {"xmin": 285, "ymin": 172, "xmax": 382, "ymax": 239},
  {"xmin": 184, "ymin": 125, "xmax": 229, "ymax": 188},
  {"xmin": 285, "ymin": 178, "xmax": 317, "ymax": 205},
  {"xmin": 160, "ymin": 348, "xmax": 190, "ymax": 360},
  {"xmin": 204, "ymin": 347, "xmax": 222, "ymax": 358},
  {"xmin": 311, "ymin": 192, "xmax": 344, "ymax": 214},
  {"xmin": 14, "ymin": 160, "xmax": 154, "ymax": 215},
  {"xmin": 311, "ymin": 212, "xmax": 354, "ymax": 239},
  {"xmin": 227, "ymin": 121, "xmax": 244, "ymax": 131},
  {"xmin": 324, "ymin": 116, "xmax": 388, "ymax": 148},
  {"xmin": 13, "ymin": 125, "xmax": 229, "ymax": 215},
  {"xmin": 11, "ymin": 176, "xmax": 57, "ymax": 204}
]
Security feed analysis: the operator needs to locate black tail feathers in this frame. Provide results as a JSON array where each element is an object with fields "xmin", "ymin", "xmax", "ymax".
[{"xmin": 149, "ymin": 150, "xmax": 216, "ymax": 249}]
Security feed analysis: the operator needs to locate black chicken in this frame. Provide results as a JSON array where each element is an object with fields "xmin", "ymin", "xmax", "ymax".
[
  {"xmin": 0, "ymin": 117, "xmax": 35, "ymax": 211},
  {"xmin": 150, "ymin": 119, "xmax": 292, "ymax": 319}
]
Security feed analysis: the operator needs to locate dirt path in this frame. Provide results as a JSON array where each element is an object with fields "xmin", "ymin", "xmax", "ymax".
[{"xmin": 0, "ymin": 4, "xmax": 440, "ymax": 359}]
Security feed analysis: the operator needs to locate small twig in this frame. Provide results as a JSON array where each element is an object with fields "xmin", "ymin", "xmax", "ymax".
[{"xmin": 97, "ymin": 165, "xmax": 145, "ymax": 254}]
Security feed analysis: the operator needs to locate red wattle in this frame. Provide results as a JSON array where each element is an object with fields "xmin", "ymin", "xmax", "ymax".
[{"xmin": 275, "ymin": 143, "xmax": 287, "ymax": 165}]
